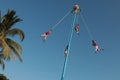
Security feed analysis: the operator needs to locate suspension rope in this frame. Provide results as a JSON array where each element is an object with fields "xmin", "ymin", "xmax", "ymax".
[
  {"xmin": 80, "ymin": 13, "xmax": 94, "ymax": 40},
  {"xmin": 51, "ymin": 10, "xmax": 71, "ymax": 30}
]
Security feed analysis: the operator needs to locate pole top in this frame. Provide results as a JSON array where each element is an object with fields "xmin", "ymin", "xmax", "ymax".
[
  {"xmin": 74, "ymin": 4, "xmax": 79, "ymax": 10},
  {"xmin": 73, "ymin": 4, "xmax": 80, "ymax": 14}
]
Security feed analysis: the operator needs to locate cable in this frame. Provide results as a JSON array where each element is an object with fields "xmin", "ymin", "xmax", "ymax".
[
  {"xmin": 80, "ymin": 13, "xmax": 94, "ymax": 40},
  {"xmin": 51, "ymin": 10, "xmax": 71, "ymax": 30}
]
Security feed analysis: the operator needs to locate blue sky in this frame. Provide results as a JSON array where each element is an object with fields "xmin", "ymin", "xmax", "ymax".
[{"xmin": 0, "ymin": 0, "xmax": 120, "ymax": 80}]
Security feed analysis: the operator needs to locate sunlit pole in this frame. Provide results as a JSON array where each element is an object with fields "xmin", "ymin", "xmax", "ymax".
[{"xmin": 61, "ymin": 8, "xmax": 78, "ymax": 80}]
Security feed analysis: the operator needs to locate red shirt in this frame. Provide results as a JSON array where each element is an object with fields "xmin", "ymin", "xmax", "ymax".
[
  {"xmin": 92, "ymin": 42, "xmax": 97, "ymax": 46},
  {"xmin": 75, "ymin": 24, "xmax": 79, "ymax": 31},
  {"xmin": 45, "ymin": 31, "xmax": 51, "ymax": 35},
  {"xmin": 75, "ymin": 24, "xmax": 79, "ymax": 28}
]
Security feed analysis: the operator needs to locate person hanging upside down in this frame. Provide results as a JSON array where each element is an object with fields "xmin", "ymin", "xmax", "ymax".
[
  {"xmin": 41, "ymin": 29, "xmax": 52, "ymax": 41},
  {"xmin": 64, "ymin": 45, "xmax": 68, "ymax": 57},
  {"xmin": 74, "ymin": 24, "xmax": 79, "ymax": 34},
  {"xmin": 92, "ymin": 40, "xmax": 104, "ymax": 53}
]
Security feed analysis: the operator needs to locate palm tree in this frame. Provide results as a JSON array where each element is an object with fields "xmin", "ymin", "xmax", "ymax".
[
  {"xmin": 0, "ymin": 10, "xmax": 24, "ymax": 63},
  {"xmin": 0, "ymin": 74, "xmax": 9, "ymax": 80}
]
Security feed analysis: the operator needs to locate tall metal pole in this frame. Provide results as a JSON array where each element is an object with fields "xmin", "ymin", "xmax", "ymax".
[{"xmin": 61, "ymin": 12, "xmax": 77, "ymax": 80}]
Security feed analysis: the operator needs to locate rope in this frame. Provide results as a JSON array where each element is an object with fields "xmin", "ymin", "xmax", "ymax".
[
  {"xmin": 80, "ymin": 13, "xmax": 94, "ymax": 40},
  {"xmin": 51, "ymin": 10, "xmax": 71, "ymax": 30}
]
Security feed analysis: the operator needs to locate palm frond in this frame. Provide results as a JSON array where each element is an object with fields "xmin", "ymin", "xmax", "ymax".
[
  {"xmin": 0, "ymin": 23, "xmax": 6, "ymax": 32},
  {"xmin": 0, "ymin": 40, "xmax": 11, "ymax": 60},
  {"xmin": 6, "ymin": 28, "xmax": 24, "ymax": 41},
  {"xmin": 10, "ymin": 52, "xmax": 16, "ymax": 61},
  {"xmin": 9, "ymin": 46, "xmax": 22, "ymax": 62},
  {"xmin": 0, "ymin": 51, "xmax": 10, "ymax": 61},
  {"xmin": 5, "ymin": 38, "xmax": 22, "ymax": 62},
  {"xmin": 5, "ymin": 38, "xmax": 22, "ymax": 53},
  {"xmin": 2, "ymin": 10, "xmax": 22, "ymax": 31}
]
